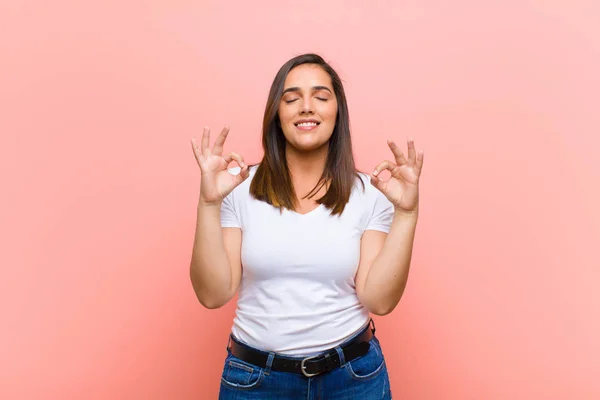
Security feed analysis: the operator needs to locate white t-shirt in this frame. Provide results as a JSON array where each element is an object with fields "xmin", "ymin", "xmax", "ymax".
[{"xmin": 220, "ymin": 165, "xmax": 394, "ymax": 356}]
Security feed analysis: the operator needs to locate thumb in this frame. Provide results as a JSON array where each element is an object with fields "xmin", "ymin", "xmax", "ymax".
[
  {"xmin": 232, "ymin": 165, "xmax": 250, "ymax": 186},
  {"xmin": 370, "ymin": 174, "xmax": 385, "ymax": 193}
]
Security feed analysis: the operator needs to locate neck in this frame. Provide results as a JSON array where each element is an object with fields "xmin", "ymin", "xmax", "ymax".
[{"xmin": 285, "ymin": 142, "xmax": 329, "ymax": 192}]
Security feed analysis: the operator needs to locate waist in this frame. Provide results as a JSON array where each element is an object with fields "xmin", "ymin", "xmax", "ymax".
[
  {"xmin": 231, "ymin": 312, "xmax": 371, "ymax": 356},
  {"xmin": 227, "ymin": 319, "xmax": 377, "ymax": 377}
]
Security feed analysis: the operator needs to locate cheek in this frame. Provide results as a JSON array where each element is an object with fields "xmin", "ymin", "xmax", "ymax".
[
  {"xmin": 278, "ymin": 110, "xmax": 295, "ymax": 138},
  {"xmin": 278, "ymin": 107, "xmax": 296, "ymax": 125},
  {"xmin": 322, "ymin": 103, "xmax": 338, "ymax": 123}
]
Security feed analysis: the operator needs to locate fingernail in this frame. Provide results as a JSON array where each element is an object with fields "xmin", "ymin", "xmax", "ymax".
[{"xmin": 372, "ymin": 170, "xmax": 378, "ymax": 176}]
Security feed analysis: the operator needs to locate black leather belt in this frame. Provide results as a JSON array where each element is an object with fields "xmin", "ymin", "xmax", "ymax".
[{"xmin": 228, "ymin": 319, "xmax": 375, "ymax": 377}]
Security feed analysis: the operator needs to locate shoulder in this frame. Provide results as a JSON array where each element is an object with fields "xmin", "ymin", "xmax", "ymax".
[
  {"xmin": 352, "ymin": 172, "xmax": 379, "ymax": 201},
  {"xmin": 355, "ymin": 171, "xmax": 371, "ymax": 187},
  {"xmin": 352, "ymin": 171, "xmax": 394, "ymax": 210}
]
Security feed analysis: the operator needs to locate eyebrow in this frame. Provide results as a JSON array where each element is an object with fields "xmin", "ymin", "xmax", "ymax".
[{"xmin": 282, "ymin": 86, "xmax": 333, "ymax": 95}]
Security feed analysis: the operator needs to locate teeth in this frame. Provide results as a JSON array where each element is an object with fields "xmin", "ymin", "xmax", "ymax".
[{"xmin": 297, "ymin": 122, "xmax": 317, "ymax": 127}]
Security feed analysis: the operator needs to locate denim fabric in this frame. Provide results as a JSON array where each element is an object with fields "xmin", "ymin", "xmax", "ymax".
[{"xmin": 218, "ymin": 332, "xmax": 392, "ymax": 399}]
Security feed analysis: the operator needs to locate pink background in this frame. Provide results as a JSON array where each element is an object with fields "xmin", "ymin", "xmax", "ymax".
[{"xmin": 2, "ymin": 0, "xmax": 599, "ymax": 399}]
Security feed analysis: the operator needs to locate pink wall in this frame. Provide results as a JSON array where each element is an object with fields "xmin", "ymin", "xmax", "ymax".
[{"xmin": 2, "ymin": 1, "xmax": 599, "ymax": 398}]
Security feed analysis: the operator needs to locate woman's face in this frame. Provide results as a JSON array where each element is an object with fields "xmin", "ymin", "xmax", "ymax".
[{"xmin": 278, "ymin": 64, "xmax": 338, "ymax": 152}]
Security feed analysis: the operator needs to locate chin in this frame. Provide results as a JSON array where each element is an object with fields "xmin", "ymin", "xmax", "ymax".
[{"xmin": 289, "ymin": 138, "xmax": 329, "ymax": 152}]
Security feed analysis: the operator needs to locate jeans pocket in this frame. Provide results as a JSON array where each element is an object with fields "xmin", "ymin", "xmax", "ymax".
[
  {"xmin": 345, "ymin": 337, "xmax": 386, "ymax": 381},
  {"xmin": 220, "ymin": 355, "xmax": 264, "ymax": 390}
]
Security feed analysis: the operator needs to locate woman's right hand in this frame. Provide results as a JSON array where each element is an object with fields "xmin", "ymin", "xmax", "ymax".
[{"xmin": 191, "ymin": 126, "xmax": 250, "ymax": 205}]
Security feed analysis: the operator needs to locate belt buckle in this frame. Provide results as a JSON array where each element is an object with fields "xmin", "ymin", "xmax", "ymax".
[{"xmin": 300, "ymin": 355, "xmax": 321, "ymax": 377}]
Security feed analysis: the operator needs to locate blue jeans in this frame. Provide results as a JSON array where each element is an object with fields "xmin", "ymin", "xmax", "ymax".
[{"xmin": 218, "ymin": 329, "xmax": 392, "ymax": 399}]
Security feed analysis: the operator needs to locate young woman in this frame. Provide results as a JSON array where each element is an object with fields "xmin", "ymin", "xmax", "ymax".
[{"xmin": 190, "ymin": 53, "xmax": 424, "ymax": 399}]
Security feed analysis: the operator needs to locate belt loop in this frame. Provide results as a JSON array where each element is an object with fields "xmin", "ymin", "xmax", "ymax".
[
  {"xmin": 324, "ymin": 353, "xmax": 332, "ymax": 371},
  {"xmin": 264, "ymin": 352, "xmax": 275, "ymax": 376},
  {"xmin": 334, "ymin": 346, "xmax": 346, "ymax": 367}
]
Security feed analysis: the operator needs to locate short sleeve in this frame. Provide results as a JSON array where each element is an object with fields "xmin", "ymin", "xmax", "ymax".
[
  {"xmin": 220, "ymin": 191, "xmax": 241, "ymax": 228},
  {"xmin": 365, "ymin": 187, "xmax": 394, "ymax": 233}
]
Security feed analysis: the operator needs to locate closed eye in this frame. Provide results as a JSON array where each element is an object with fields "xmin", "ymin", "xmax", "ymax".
[{"xmin": 284, "ymin": 98, "xmax": 299, "ymax": 104}]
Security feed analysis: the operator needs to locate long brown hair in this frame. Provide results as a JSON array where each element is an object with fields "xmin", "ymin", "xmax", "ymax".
[{"xmin": 250, "ymin": 53, "xmax": 364, "ymax": 216}]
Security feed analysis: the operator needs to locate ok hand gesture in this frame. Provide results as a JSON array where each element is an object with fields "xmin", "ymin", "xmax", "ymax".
[
  {"xmin": 191, "ymin": 126, "xmax": 249, "ymax": 205},
  {"xmin": 371, "ymin": 138, "xmax": 424, "ymax": 215}
]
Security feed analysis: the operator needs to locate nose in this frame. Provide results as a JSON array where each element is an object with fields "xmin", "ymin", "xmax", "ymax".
[{"xmin": 300, "ymin": 96, "xmax": 314, "ymax": 115}]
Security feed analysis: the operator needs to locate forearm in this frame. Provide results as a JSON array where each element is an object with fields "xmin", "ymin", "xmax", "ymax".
[
  {"xmin": 363, "ymin": 210, "xmax": 419, "ymax": 315},
  {"xmin": 189, "ymin": 202, "xmax": 233, "ymax": 308}
]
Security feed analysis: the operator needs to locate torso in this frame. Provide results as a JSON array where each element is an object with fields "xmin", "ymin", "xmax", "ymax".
[{"xmin": 220, "ymin": 166, "xmax": 394, "ymax": 356}]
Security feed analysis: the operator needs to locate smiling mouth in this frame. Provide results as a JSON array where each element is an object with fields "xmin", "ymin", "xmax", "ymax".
[{"xmin": 294, "ymin": 121, "xmax": 320, "ymax": 128}]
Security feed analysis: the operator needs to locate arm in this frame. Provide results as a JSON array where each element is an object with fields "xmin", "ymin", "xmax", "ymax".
[
  {"xmin": 356, "ymin": 137, "xmax": 424, "ymax": 315},
  {"xmin": 189, "ymin": 202, "xmax": 243, "ymax": 309},
  {"xmin": 189, "ymin": 125, "xmax": 248, "ymax": 309},
  {"xmin": 355, "ymin": 210, "xmax": 418, "ymax": 315}
]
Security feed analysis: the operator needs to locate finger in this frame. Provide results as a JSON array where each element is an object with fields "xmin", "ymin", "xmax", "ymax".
[
  {"xmin": 372, "ymin": 160, "xmax": 397, "ymax": 178},
  {"xmin": 371, "ymin": 175, "xmax": 385, "ymax": 193},
  {"xmin": 407, "ymin": 137, "xmax": 417, "ymax": 166},
  {"xmin": 387, "ymin": 139, "xmax": 408, "ymax": 166},
  {"xmin": 227, "ymin": 152, "xmax": 246, "ymax": 169},
  {"xmin": 237, "ymin": 164, "xmax": 251, "ymax": 182},
  {"xmin": 415, "ymin": 149, "xmax": 424, "ymax": 176},
  {"xmin": 227, "ymin": 152, "xmax": 249, "ymax": 185},
  {"xmin": 191, "ymin": 137, "xmax": 205, "ymax": 164},
  {"xmin": 201, "ymin": 126, "xmax": 212, "ymax": 157},
  {"xmin": 212, "ymin": 125, "xmax": 230, "ymax": 156}
]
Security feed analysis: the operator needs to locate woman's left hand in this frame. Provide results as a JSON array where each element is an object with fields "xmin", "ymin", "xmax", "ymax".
[{"xmin": 370, "ymin": 138, "xmax": 424, "ymax": 214}]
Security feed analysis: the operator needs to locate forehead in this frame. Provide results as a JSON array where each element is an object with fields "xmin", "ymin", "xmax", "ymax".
[{"xmin": 284, "ymin": 64, "xmax": 333, "ymax": 89}]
